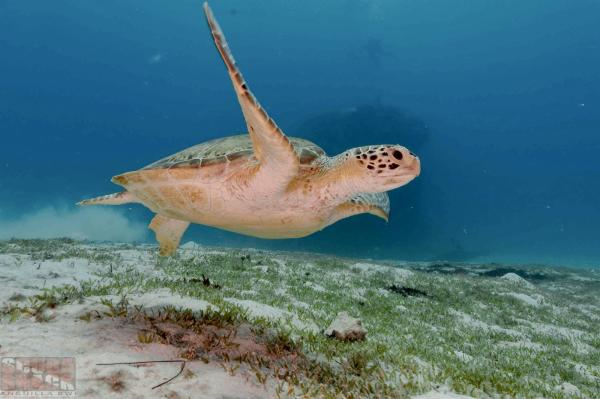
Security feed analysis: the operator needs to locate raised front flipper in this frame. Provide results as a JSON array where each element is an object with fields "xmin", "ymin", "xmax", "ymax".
[
  {"xmin": 328, "ymin": 192, "xmax": 390, "ymax": 226},
  {"xmin": 203, "ymin": 3, "xmax": 299, "ymax": 193},
  {"xmin": 149, "ymin": 214, "xmax": 190, "ymax": 256}
]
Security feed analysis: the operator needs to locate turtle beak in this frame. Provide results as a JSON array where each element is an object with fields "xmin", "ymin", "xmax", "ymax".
[
  {"xmin": 409, "ymin": 153, "xmax": 421, "ymax": 177},
  {"xmin": 395, "ymin": 150, "xmax": 420, "ymax": 181}
]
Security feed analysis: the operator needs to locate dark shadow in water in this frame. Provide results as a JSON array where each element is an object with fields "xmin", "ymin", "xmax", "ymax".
[
  {"xmin": 428, "ymin": 239, "xmax": 490, "ymax": 262},
  {"xmin": 347, "ymin": 38, "xmax": 395, "ymax": 67},
  {"xmin": 363, "ymin": 38, "xmax": 389, "ymax": 67},
  {"xmin": 296, "ymin": 104, "xmax": 430, "ymax": 154}
]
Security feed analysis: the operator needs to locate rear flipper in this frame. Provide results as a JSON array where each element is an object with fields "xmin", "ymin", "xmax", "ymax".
[
  {"xmin": 149, "ymin": 214, "xmax": 190, "ymax": 256},
  {"xmin": 77, "ymin": 191, "xmax": 138, "ymax": 206}
]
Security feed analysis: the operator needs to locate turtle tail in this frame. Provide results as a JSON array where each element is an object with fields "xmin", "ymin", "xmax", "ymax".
[{"xmin": 77, "ymin": 191, "xmax": 138, "ymax": 206}]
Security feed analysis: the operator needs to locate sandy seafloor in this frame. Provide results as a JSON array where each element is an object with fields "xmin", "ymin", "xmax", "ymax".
[{"xmin": 0, "ymin": 239, "xmax": 599, "ymax": 398}]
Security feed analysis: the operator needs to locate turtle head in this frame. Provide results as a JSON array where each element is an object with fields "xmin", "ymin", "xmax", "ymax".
[{"xmin": 348, "ymin": 145, "xmax": 420, "ymax": 192}]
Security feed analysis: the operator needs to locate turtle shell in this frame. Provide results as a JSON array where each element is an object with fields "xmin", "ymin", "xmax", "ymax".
[{"xmin": 143, "ymin": 134, "xmax": 326, "ymax": 170}]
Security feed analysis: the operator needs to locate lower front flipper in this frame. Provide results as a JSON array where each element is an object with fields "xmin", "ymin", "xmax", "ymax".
[{"xmin": 149, "ymin": 214, "xmax": 190, "ymax": 256}]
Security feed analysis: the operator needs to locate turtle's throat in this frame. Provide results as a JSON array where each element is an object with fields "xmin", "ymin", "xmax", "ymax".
[{"xmin": 317, "ymin": 152, "xmax": 367, "ymax": 203}]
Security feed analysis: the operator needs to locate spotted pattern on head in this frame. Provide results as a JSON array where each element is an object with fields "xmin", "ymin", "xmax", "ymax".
[{"xmin": 353, "ymin": 146, "xmax": 404, "ymax": 174}]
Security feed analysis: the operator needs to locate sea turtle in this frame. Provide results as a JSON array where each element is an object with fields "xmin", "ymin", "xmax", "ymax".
[{"xmin": 78, "ymin": 3, "xmax": 421, "ymax": 256}]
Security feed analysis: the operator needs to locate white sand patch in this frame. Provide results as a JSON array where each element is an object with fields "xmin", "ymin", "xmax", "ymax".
[
  {"xmin": 0, "ymin": 307, "xmax": 277, "ymax": 398},
  {"xmin": 350, "ymin": 287, "xmax": 367, "ymax": 302},
  {"xmin": 574, "ymin": 363, "xmax": 600, "ymax": 382},
  {"xmin": 0, "ymin": 255, "xmax": 103, "ymax": 304},
  {"xmin": 253, "ymin": 278, "xmax": 271, "ymax": 286},
  {"xmin": 0, "ymin": 250, "xmax": 169, "ymax": 306},
  {"xmin": 523, "ymin": 320, "xmax": 585, "ymax": 340},
  {"xmin": 325, "ymin": 271, "xmax": 354, "ymax": 289},
  {"xmin": 573, "ymin": 341, "xmax": 595, "ymax": 355},
  {"xmin": 454, "ymin": 350, "xmax": 473, "ymax": 362},
  {"xmin": 413, "ymin": 391, "xmax": 474, "ymax": 399},
  {"xmin": 327, "ymin": 271, "xmax": 351, "ymax": 280},
  {"xmin": 304, "ymin": 281, "xmax": 326, "ymax": 292},
  {"xmin": 500, "ymin": 273, "xmax": 534, "ymax": 289},
  {"xmin": 312, "ymin": 308, "xmax": 329, "ymax": 319},
  {"xmin": 126, "ymin": 289, "xmax": 211, "ymax": 314},
  {"xmin": 392, "ymin": 268, "xmax": 415, "ymax": 280},
  {"xmin": 114, "ymin": 248, "xmax": 150, "ymax": 262},
  {"xmin": 180, "ymin": 241, "xmax": 202, "ymax": 250},
  {"xmin": 114, "ymin": 250, "xmax": 167, "ymax": 279},
  {"xmin": 567, "ymin": 274, "xmax": 596, "ymax": 282},
  {"xmin": 179, "ymin": 241, "xmax": 227, "ymax": 256},
  {"xmin": 502, "ymin": 292, "xmax": 544, "ymax": 307},
  {"xmin": 549, "ymin": 304, "xmax": 570, "ymax": 317},
  {"xmin": 0, "ymin": 253, "xmax": 21, "ymax": 266},
  {"xmin": 573, "ymin": 304, "xmax": 600, "ymax": 321},
  {"xmin": 291, "ymin": 299, "xmax": 311, "ymax": 310},
  {"xmin": 497, "ymin": 340, "xmax": 545, "ymax": 352},
  {"xmin": 450, "ymin": 310, "xmax": 524, "ymax": 338},
  {"xmin": 253, "ymin": 265, "xmax": 269, "ymax": 273},
  {"xmin": 412, "ymin": 384, "xmax": 474, "ymax": 399},
  {"xmin": 224, "ymin": 298, "xmax": 318, "ymax": 332},
  {"xmin": 554, "ymin": 382, "xmax": 581, "ymax": 396},
  {"xmin": 410, "ymin": 356, "xmax": 434, "ymax": 372},
  {"xmin": 517, "ymin": 319, "xmax": 592, "ymax": 354},
  {"xmin": 351, "ymin": 262, "xmax": 414, "ymax": 281},
  {"xmin": 47, "ymin": 290, "xmax": 213, "ymax": 322}
]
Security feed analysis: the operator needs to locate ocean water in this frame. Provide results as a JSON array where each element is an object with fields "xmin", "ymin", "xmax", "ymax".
[{"xmin": 1, "ymin": 0, "xmax": 599, "ymax": 267}]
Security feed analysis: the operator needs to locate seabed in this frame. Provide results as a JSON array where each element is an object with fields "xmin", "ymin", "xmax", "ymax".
[{"xmin": 1, "ymin": 238, "xmax": 599, "ymax": 398}]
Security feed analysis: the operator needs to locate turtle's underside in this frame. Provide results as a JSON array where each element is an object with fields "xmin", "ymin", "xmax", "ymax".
[{"xmin": 78, "ymin": 3, "xmax": 420, "ymax": 256}]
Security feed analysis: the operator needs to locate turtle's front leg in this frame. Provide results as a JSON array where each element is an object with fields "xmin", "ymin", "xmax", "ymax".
[{"xmin": 149, "ymin": 214, "xmax": 190, "ymax": 256}]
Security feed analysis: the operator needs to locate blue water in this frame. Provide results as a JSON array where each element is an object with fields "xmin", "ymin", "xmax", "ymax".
[{"xmin": 1, "ymin": 0, "xmax": 599, "ymax": 267}]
